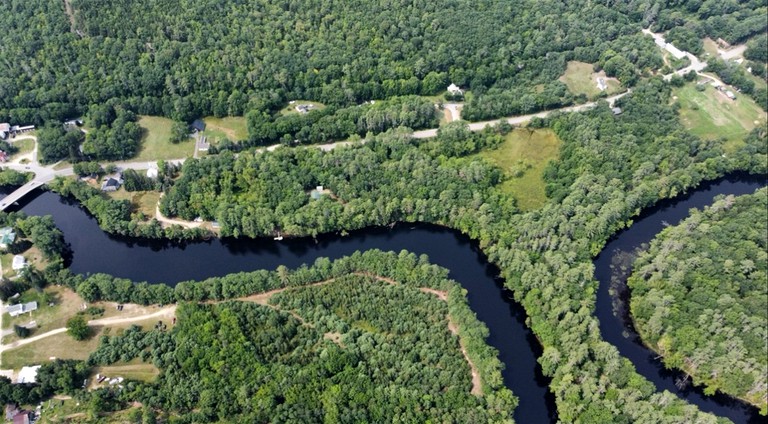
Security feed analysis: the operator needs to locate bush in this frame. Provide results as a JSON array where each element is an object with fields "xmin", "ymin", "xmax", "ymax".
[
  {"xmin": 13, "ymin": 325, "xmax": 30, "ymax": 338},
  {"xmin": 66, "ymin": 315, "xmax": 91, "ymax": 340}
]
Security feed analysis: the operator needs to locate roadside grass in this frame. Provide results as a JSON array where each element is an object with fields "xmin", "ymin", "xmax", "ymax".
[
  {"xmin": 2, "ymin": 315, "xmax": 176, "ymax": 369},
  {"xmin": 702, "ymin": 38, "xmax": 719, "ymax": 58},
  {"xmin": 477, "ymin": 128, "xmax": 561, "ymax": 211},
  {"xmin": 9, "ymin": 137, "xmax": 34, "ymax": 158},
  {"xmin": 559, "ymin": 61, "xmax": 621, "ymax": 99},
  {"xmin": 202, "ymin": 116, "xmax": 248, "ymax": 142},
  {"xmin": 675, "ymin": 83, "xmax": 767, "ymax": 152},
  {"xmin": 105, "ymin": 189, "xmax": 160, "ymax": 219},
  {"xmin": 136, "ymin": 116, "xmax": 195, "ymax": 161},
  {"xmin": 279, "ymin": 100, "xmax": 326, "ymax": 116}
]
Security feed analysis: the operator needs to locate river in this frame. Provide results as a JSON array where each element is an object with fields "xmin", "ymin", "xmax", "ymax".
[
  {"xmin": 5, "ymin": 172, "xmax": 766, "ymax": 423},
  {"xmin": 594, "ymin": 173, "xmax": 766, "ymax": 424}
]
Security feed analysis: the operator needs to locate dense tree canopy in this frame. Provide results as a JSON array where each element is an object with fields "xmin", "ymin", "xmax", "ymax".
[
  {"xmin": 628, "ymin": 189, "xmax": 768, "ymax": 412},
  {"xmin": 85, "ymin": 253, "xmax": 514, "ymax": 423}
]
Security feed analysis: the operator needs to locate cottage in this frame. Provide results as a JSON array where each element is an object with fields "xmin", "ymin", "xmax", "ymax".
[
  {"xmin": 11, "ymin": 255, "xmax": 26, "ymax": 271},
  {"xmin": 0, "ymin": 227, "xmax": 16, "ymax": 249},
  {"xmin": 447, "ymin": 83, "xmax": 463, "ymax": 95},
  {"xmin": 0, "ymin": 123, "xmax": 9, "ymax": 140},
  {"xmin": 190, "ymin": 119, "xmax": 206, "ymax": 133},
  {"xmin": 16, "ymin": 365, "xmax": 41, "ymax": 383},
  {"xmin": 101, "ymin": 177, "xmax": 121, "ymax": 192},
  {"xmin": 6, "ymin": 302, "xmax": 38, "ymax": 317},
  {"xmin": 11, "ymin": 410, "xmax": 32, "ymax": 424},
  {"xmin": 725, "ymin": 90, "xmax": 736, "ymax": 100},
  {"xmin": 611, "ymin": 107, "xmax": 623, "ymax": 116},
  {"xmin": 310, "ymin": 185, "xmax": 325, "ymax": 200},
  {"xmin": 295, "ymin": 104, "xmax": 315, "ymax": 114}
]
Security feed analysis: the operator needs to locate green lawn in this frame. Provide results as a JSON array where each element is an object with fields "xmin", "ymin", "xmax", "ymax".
[
  {"xmin": 559, "ymin": 61, "xmax": 621, "ymax": 99},
  {"xmin": 477, "ymin": 128, "xmax": 561, "ymax": 211},
  {"xmin": 106, "ymin": 189, "xmax": 160, "ymax": 219},
  {"xmin": 2, "ymin": 315, "xmax": 174, "ymax": 369},
  {"xmin": 203, "ymin": 116, "xmax": 248, "ymax": 142},
  {"xmin": 675, "ymin": 83, "xmax": 767, "ymax": 152},
  {"xmin": 9, "ymin": 137, "xmax": 34, "ymax": 158},
  {"xmin": 135, "ymin": 116, "xmax": 195, "ymax": 161}
]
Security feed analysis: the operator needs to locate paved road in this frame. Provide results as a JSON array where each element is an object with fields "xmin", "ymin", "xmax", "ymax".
[
  {"xmin": 0, "ymin": 90, "xmax": 634, "ymax": 208},
  {"xmin": 413, "ymin": 91, "xmax": 630, "ymax": 139}
]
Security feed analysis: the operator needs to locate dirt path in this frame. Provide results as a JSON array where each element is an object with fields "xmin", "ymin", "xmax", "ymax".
[
  {"xmin": 448, "ymin": 318, "xmax": 483, "ymax": 395},
  {"xmin": 0, "ymin": 306, "xmax": 176, "ymax": 353},
  {"xmin": 63, "ymin": 0, "xmax": 76, "ymax": 32}
]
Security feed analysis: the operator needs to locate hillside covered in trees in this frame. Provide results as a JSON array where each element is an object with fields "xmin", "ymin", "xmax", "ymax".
[
  {"xmin": 628, "ymin": 188, "xmax": 768, "ymax": 412},
  {"xmin": 81, "ymin": 251, "xmax": 515, "ymax": 423}
]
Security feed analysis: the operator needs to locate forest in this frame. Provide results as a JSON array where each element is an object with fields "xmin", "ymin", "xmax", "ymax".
[
  {"xmin": 7, "ymin": 0, "xmax": 761, "ymax": 130},
  {"xmin": 2, "ymin": 251, "xmax": 515, "ymax": 423},
  {"xmin": 0, "ymin": 0, "xmax": 767, "ymax": 422},
  {"xmin": 37, "ymin": 75, "xmax": 766, "ymax": 422},
  {"xmin": 628, "ymin": 188, "xmax": 767, "ymax": 412}
]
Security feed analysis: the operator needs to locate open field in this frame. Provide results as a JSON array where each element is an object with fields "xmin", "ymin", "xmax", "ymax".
[
  {"xmin": 702, "ymin": 38, "xmax": 720, "ymax": 58},
  {"xmin": 93, "ymin": 359, "xmax": 160, "ymax": 383},
  {"xmin": 559, "ymin": 61, "xmax": 621, "ymax": 99},
  {"xmin": 478, "ymin": 128, "xmax": 561, "ymax": 211},
  {"xmin": 1, "ymin": 314, "xmax": 175, "ymax": 369},
  {"xmin": 9, "ymin": 137, "xmax": 34, "ymax": 158},
  {"xmin": 135, "ymin": 116, "xmax": 195, "ymax": 160},
  {"xmin": 106, "ymin": 189, "xmax": 160, "ymax": 219},
  {"xmin": 675, "ymin": 83, "xmax": 767, "ymax": 152},
  {"xmin": 202, "ymin": 116, "xmax": 248, "ymax": 142}
]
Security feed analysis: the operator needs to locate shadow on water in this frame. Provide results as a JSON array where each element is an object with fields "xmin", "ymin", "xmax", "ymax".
[{"xmin": 12, "ymin": 188, "xmax": 557, "ymax": 423}]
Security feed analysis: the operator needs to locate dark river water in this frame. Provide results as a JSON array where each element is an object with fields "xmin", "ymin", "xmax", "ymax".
[
  {"xmin": 594, "ymin": 173, "xmax": 766, "ymax": 424},
  {"xmin": 5, "ymin": 172, "xmax": 766, "ymax": 423}
]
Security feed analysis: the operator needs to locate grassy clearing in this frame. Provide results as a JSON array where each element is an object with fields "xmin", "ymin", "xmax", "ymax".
[
  {"xmin": 2, "ymin": 315, "xmax": 176, "ymax": 369},
  {"xmin": 2, "ymin": 286, "xmax": 82, "ymax": 333},
  {"xmin": 203, "ymin": 116, "xmax": 248, "ymax": 142},
  {"xmin": 478, "ymin": 128, "xmax": 561, "ymax": 211},
  {"xmin": 702, "ymin": 38, "xmax": 720, "ymax": 58},
  {"xmin": 93, "ymin": 359, "xmax": 160, "ymax": 383},
  {"xmin": 675, "ymin": 83, "xmax": 767, "ymax": 152},
  {"xmin": 559, "ymin": 61, "xmax": 621, "ymax": 99},
  {"xmin": 2, "ymin": 245, "xmax": 48, "ymax": 280},
  {"xmin": 9, "ymin": 137, "xmax": 34, "ymax": 158},
  {"xmin": 135, "ymin": 116, "xmax": 195, "ymax": 161},
  {"xmin": 105, "ymin": 189, "xmax": 160, "ymax": 219},
  {"xmin": 279, "ymin": 100, "xmax": 326, "ymax": 116}
]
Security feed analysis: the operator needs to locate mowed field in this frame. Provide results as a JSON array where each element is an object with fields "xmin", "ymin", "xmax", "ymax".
[
  {"xmin": 559, "ymin": 61, "xmax": 621, "ymax": 99},
  {"xmin": 136, "ymin": 116, "xmax": 195, "ymax": 160},
  {"xmin": 203, "ymin": 116, "xmax": 248, "ymax": 142},
  {"xmin": 675, "ymin": 83, "xmax": 767, "ymax": 152},
  {"xmin": 478, "ymin": 128, "xmax": 561, "ymax": 211}
]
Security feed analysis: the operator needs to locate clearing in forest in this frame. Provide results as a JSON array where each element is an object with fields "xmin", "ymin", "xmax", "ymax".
[
  {"xmin": 135, "ymin": 116, "xmax": 195, "ymax": 161},
  {"xmin": 559, "ymin": 61, "xmax": 621, "ymax": 99},
  {"xmin": 674, "ymin": 83, "xmax": 767, "ymax": 152},
  {"xmin": 202, "ymin": 116, "xmax": 248, "ymax": 142},
  {"xmin": 478, "ymin": 128, "xmax": 561, "ymax": 211}
]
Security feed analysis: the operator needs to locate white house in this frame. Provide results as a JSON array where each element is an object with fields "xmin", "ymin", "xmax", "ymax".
[
  {"xmin": 11, "ymin": 255, "xmax": 26, "ymax": 271},
  {"xmin": 6, "ymin": 301, "xmax": 38, "ymax": 317},
  {"xmin": 17, "ymin": 366, "xmax": 41, "ymax": 384},
  {"xmin": 447, "ymin": 83, "xmax": 463, "ymax": 95}
]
